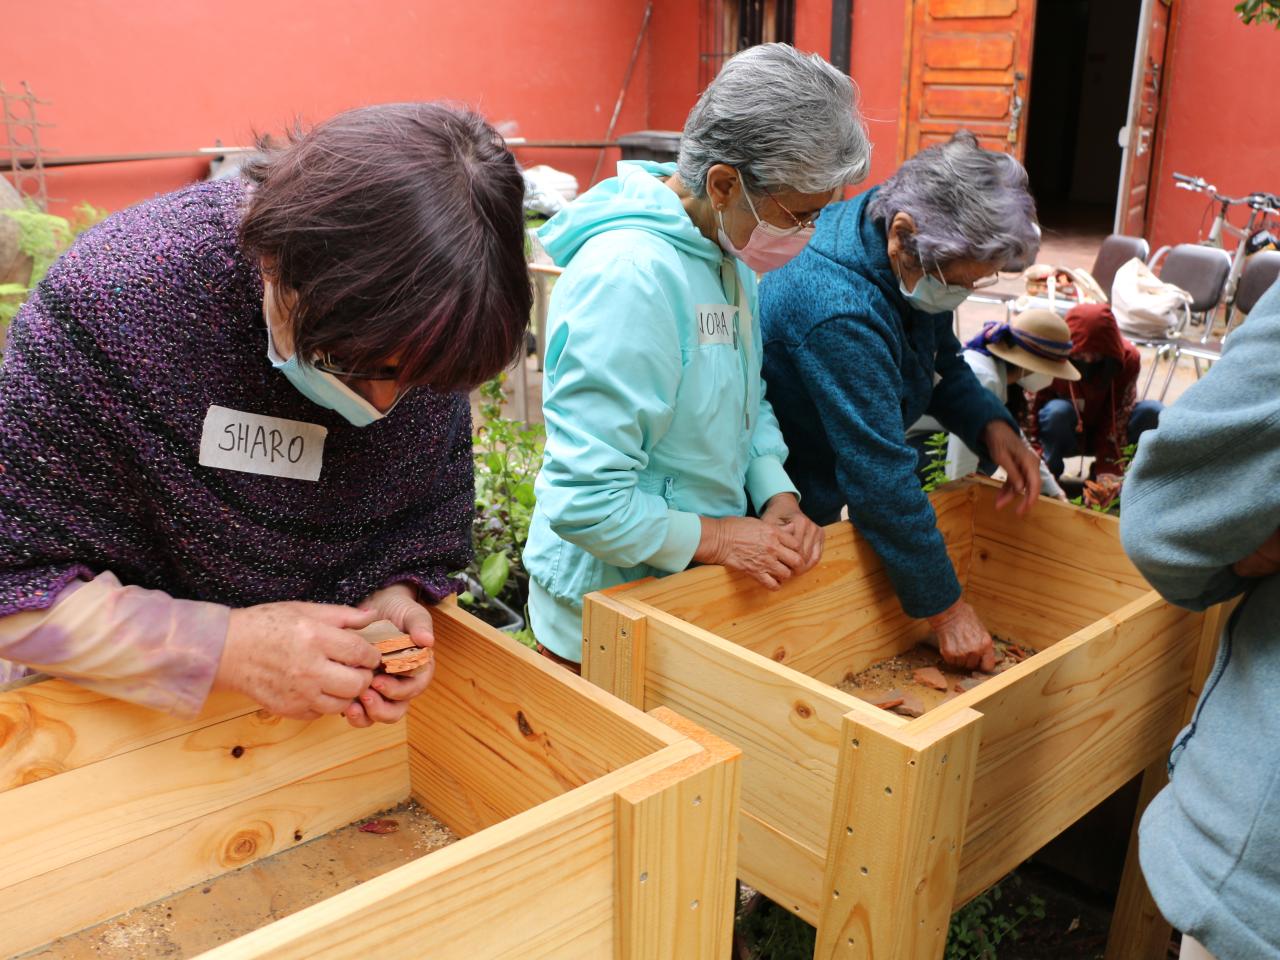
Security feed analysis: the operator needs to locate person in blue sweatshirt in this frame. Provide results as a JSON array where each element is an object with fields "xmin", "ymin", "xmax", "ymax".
[
  {"xmin": 523, "ymin": 44, "xmax": 872, "ymax": 667},
  {"xmin": 1120, "ymin": 280, "xmax": 1280, "ymax": 960},
  {"xmin": 759, "ymin": 132, "xmax": 1046, "ymax": 671}
]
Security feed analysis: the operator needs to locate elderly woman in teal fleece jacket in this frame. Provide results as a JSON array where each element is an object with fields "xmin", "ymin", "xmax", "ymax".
[
  {"xmin": 760, "ymin": 132, "xmax": 1047, "ymax": 670},
  {"xmin": 1120, "ymin": 280, "xmax": 1280, "ymax": 960}
]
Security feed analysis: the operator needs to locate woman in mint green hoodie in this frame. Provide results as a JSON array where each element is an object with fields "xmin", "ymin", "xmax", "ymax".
[{"xmin": 524, "ymin": 43, "xmax": 872, "ymax": 664}]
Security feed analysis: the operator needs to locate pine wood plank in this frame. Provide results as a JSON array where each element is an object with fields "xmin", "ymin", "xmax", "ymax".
[
  {"xmin": 1104, "ymin": 755, "xmax": 1173, "ymax": 960},
  {"xmin": 583, "ymin": 590, "xmax": 648, "ymax": 709},
  {"xmin": 634, "ymin": 601, "xmax": 901, "ymax": 857},
  {"xmin": 948, "ymin": 595, "xmax": 1202, "ymax": 903},
  {"xmin": 193, "ymin": 743, "xmax": 702, "ymax": 960},
  {"xmin": 815, "ymin": 706, "xmax": 984, "ymax": 959},
  {"xmin": 614, "ymin": 707, "xmax": 741, "ymax": 960},
  {"xmin": 404, "ymin": 605, "xmax": 674, "ymax": 835},
  {"xmin": 969, "ymin": 480, "xmax": 1150, "ymax": 590},
  {"xmin": 5, "ymin": 743, "xmax": 407, "ymax": 958},
  {"xmin": 964, "ymin": 534, "xmax": 1148, "ymax": 650},
  {"xmin": 0, "ymin": 681, "xmax": 256, "ymax": 792},
  {"xmin": 0, "ymin": 709, "xmax": 404, "ymax": 891},
  {"xmin": 738, "ymin": 811, "xmax": 827, "ymax": 926}
]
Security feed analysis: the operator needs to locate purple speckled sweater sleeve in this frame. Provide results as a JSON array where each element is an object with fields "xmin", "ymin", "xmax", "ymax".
[{"xmin": 0, "ymin": 572, "xmax": 228, "ymax": 714}]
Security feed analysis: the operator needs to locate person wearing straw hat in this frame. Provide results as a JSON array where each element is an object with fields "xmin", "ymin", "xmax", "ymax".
[
  {"xmin": 940, "ymin": 307, "xmax": 1083, "ymax": 500},
  {"xmin": 1029, "ymin": 303, "xmax": 1163, "ymax": 481}
]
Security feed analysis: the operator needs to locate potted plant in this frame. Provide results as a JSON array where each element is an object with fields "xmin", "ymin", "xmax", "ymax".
[{"xmin": 458, "ymin": 374, "xmax": 544, "ymax": 645}]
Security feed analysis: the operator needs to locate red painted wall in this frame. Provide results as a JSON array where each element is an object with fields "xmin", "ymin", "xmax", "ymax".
[
  {"xmin": 1147, "ymin": 4, "xmax": 1280, "ymax": 253},
  {"xmin": 5, "ymin": 0, "xmax": 653, "ymax": 215}
]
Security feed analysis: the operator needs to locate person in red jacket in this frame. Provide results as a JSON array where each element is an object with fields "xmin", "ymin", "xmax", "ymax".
[{"xmin": 1029, "ymin": 303, "xmax": 1162, "ymax": 478}]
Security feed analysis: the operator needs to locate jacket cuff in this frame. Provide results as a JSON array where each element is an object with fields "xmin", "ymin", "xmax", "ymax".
[
  {"xmin": 645, "ymin": 509, "xmax": 702, "ymax": 573},
  {"xmin": 745, "ymin": 455, "xmax": 800, "ymax": 513}
]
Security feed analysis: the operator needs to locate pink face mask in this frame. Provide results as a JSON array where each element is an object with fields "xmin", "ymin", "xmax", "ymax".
[{"xmin": 717, "ymin": 189, "xmax": 816, "ymax": 273}]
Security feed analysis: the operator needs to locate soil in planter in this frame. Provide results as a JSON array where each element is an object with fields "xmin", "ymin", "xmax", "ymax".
[
  {"xmin": 27, "ymin": 800, "xmax": 457, "ymax": 960},
  {"xmin": 835, "ymin": 636, "xmax": 1031, "ymax": 719}
]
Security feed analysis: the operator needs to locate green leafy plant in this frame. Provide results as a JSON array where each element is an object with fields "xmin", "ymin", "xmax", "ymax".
[
  {"xmin": 1237, "ymin": 0, "xmax": 1280, "ymax": 26},
  {"xmin": 945, "ymin": 881, "xmax": 1046, "ymax": 960},
  {"xmin": 920, "ymin": 431, "xmax": 952, "ymax": 493},
  {"xmin": 1, "ymin": 201, "xmax": 107, "ymax": 334},
  {"xmin": 458, "ymin": 374, "xmax": 545, "ymax": 625}
]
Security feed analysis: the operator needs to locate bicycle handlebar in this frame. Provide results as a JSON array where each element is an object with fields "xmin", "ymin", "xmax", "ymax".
[{"xmin": 1172, "ymin": 172, "xmax": 1279, "ymax": 212}]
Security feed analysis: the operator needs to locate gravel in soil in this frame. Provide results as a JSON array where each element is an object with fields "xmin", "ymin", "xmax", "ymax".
[{"xmin": 835, "ymin": 637, "xmax": 1031, "ymax": 718}]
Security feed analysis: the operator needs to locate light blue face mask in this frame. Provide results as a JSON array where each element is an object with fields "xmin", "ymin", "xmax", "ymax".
[
  {"xmin": 899, "ymin": 271, "xmax": 972, "ymax": 314},
  {"xmin": 264, "ymin": 289, "xmax": 386, "ymax": 427}
]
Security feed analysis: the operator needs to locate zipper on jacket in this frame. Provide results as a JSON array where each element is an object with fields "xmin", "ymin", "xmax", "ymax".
[
  {"xmin": 662, "ymin": 476, "xmax": 675, "ymax": 504},
  {"xmin": 733, "ymin": 311, "xmax": 751, "ymax": 430}
]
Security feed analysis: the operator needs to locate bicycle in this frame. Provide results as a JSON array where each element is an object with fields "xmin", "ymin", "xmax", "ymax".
[{"xmin": 1165, "ymin": 171, "xmax": 1280, "ymax": 334}]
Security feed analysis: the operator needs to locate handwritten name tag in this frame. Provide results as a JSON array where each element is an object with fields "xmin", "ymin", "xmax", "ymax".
[
  {"xmin": 199, "ymin": 405, "xmax": 327, "ymax": 482},
  {"xmin": 696, "ymin": 304, "xmax": 738, "ymax": 347}
]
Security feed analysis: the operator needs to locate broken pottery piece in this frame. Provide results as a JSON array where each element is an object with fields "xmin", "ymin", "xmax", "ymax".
[
  {"xmin": 380, "ymin": 646, "xmax": 435, "ymax": 675},
  {"xmin": 373, "ymin": 634, "xmax": 416, "ymax": 655},
  {"xmin": 891, "ymin": 692, "xmax": 926, "ymax": 718},
  {"xmin": 955, "ymin": 676, "xmax": 986, "ymax": 693},
  {"xmin": 913, "ymin": 666, "xmax": 949, "ymax": 691}
]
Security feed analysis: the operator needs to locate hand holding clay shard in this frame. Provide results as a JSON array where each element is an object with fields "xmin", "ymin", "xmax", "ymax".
[{"xmin": 372, "ymin": 634, "xmax": 435, "ymax": 676}]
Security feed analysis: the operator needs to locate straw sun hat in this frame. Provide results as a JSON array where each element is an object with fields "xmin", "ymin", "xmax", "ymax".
[{"xmin": 985, "ymin": 308, "xmax": 1080, "ymax": 382}]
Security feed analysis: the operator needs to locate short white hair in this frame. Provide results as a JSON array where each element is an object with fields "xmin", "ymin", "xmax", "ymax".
[{"xmin": 677, "ymin": 43, "xmax": 871, "ymax": 197}]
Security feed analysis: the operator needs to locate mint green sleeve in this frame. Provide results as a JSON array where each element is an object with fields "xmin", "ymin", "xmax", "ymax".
[
  {"xmin": 537, "ymin": 258, "xmax": 702, "ymax": 573},
  {"xmin": 746, "ymin": 384, "xmax": 800, "ymax": 512}
]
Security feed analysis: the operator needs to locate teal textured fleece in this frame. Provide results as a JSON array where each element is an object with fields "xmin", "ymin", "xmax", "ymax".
[
  {"xmin": 759, "ymin": 191, "xmax": 1014, "ymax": 618},
  {"xmin": 1121, "ymin": 281, "xmax": 1280, "ymax": 958}
]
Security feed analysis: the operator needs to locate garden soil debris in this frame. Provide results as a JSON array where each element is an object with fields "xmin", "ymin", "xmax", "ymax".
[
  {"xmin": 38, "ymin": 800, "xmax": 457, "ymax": 959},
  {"xmin": 838, "ymin": 636, "xmax": 1027, "ymax": 718}
]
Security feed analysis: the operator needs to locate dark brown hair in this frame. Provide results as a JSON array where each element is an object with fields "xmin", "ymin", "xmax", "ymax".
[{"xmin": 239, "ymin": 102, "xmax": 531, "ymax": 393}]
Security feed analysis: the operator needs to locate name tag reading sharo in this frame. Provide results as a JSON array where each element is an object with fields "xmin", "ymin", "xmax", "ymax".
[
  {"xmin": 696, "ymin": 304, "xmax": 738, "ymax": 347},
  {"xmin": 199, "ymin": 405, "xmax": 328, "ymax": 482}
]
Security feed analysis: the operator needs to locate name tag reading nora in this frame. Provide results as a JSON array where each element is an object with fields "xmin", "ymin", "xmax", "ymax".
[
  {"xmin": 696, "ymin": 304, "xmax": 737, "ymax": 347},
  {"xmin": 199, "ymin": 405, "xmax": 328, "ymax": 482}
]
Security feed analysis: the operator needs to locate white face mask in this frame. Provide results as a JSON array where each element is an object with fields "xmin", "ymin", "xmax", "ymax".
[{"xmin": 1018, "ymin": 371, "xmax": 1054, "ymax": 393}]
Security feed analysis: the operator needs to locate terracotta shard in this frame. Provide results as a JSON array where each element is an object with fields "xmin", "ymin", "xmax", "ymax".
[
  {"xmin": 891, "ymin": 692, "xmax": 926, "ymax": 718},
  {"xmin": 955, "ymin": 676, "xmax": 986, "ymax": 693},
  {"xmin": 358, "ymin": 818, "xmax": 400, "ymax": 835},
  {"xmin": 373, "ymin": 634, "xmax": 416, "ymax": 655},
  {"xmin": 913, "ymin": 666, "xmax": 949, "ymax": 691},
  {"xmin": 380, "ymin": 646, "xmax": 435, "ymax": 675},
  {"xmin": 861, "ymin": 688, "xmax": 906, "ymax": 709}
]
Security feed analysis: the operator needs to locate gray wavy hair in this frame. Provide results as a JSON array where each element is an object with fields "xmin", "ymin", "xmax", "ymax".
[
  {"xmin": 677, "ymin": 43, "xmax": 871, "ymax": 197},
  {"xmin": 867, "ymin": 130, "xmax": 1040, "ymax": 270}
]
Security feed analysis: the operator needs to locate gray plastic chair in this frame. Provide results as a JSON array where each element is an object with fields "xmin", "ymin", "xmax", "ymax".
[
  {"xmin": 1093, "ymin": 234, "xmax": 1150, "ymax": 302},
  {"xmin": 1233, "ymin": 249, "xmax": 1280, "ymax": 318}
]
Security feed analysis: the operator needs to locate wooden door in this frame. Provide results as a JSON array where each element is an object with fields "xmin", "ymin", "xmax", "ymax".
[
  {"xmin": 1115, "ymin": 0, "xmax": 1174, "ymax": 237},
  {"xmin": 898, "ymin": 0, "xmax": 1038, "ymax": 162}
]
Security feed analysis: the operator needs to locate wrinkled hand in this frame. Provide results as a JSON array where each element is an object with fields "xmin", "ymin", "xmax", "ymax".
[
  {"xmin": 983, "ymin": 420, "xmax": 1043, "ymax": 515},
  {"xmin": 1234, "ymin": 527, "xmax": 1280, "ymax": 579},
  {"xmin": 760, "ymin": 493, "xmax": 824, "ymax": 574},
  {"xmin": 695, "ymin": 515, "xmax": 804, "ymax": 590},
  {"xmin": 345, "ymin": 583, "xmax": 438, "ymax": 728},
  {"xmin": 215, "ymin": 601, "xmax": 380, "ymax": 721},
  {"xmin": 927, "ymin": 598, "xmax": 996, "ymax": 672}
]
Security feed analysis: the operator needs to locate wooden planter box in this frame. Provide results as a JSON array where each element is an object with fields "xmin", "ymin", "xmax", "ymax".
[
  {"xmin": 585, "ymin": 479, "xmax": 1220, "ymax": 960},
  {"xmin": 1, "ymin": 602, "xmax": 740, "ymax": 959}
]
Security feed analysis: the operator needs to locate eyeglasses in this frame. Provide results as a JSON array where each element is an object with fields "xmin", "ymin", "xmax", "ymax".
[
  {"xmin": 757, "ymin": 185, "xmax": 821, "ymax": 232},
  {"xmin": 314, "ymin": 353, "xmax": 402, "ymax": 382}
]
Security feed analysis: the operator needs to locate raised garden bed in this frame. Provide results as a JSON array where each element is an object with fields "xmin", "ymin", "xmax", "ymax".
[
  {"xmin": 1, "ymin": 601, "xmax": 740, "ymax": 959},
  {"xmin": 584, "ymin": 478, "xmax": 1223, "ymax": 960}
]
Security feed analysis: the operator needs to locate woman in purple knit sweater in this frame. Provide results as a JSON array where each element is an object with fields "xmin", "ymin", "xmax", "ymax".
[{"xmin": 0, "ymin": 103, "xmax": 531, "ymax": 725}]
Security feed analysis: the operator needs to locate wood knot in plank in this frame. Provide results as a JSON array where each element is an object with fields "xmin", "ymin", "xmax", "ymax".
[{"xmin": 516, "ymin": 710, "xmax": 537, "ymax": 739}]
